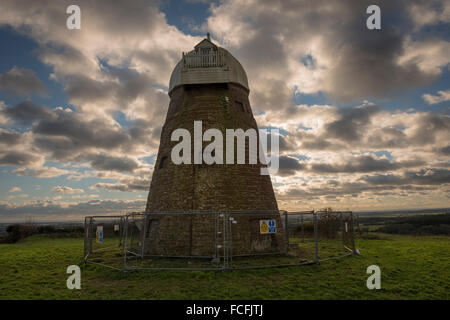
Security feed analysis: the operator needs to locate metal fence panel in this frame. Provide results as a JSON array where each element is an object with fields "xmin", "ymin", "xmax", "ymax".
[
  {"xmin": 83, "ymin": 210, "xmax": 356, "ymax": 271},
  {"xmin": 83, "ymin": 216, "xmax": 124, "ymax": 270}
]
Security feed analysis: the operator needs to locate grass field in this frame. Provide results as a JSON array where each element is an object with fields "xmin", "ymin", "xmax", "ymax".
[{"xmin": 0, "ymin": 233, "xmax": 448, "ymax": 299}]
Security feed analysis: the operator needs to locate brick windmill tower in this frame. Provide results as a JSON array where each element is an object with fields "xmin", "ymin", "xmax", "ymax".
[{"xmin": 143, "ymin": 34, "xmax": 285, "ymax": 257}]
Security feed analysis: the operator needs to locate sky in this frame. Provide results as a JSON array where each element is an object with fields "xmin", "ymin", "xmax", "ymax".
[{"xmin": 0, "ymin": 0, "xmax": 449, "ymax": 222}]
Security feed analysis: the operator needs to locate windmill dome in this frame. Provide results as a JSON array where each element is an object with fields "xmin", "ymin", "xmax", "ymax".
[{"xmin": 168, "ymin": 35, "xmax": 249, "ymax": 95}]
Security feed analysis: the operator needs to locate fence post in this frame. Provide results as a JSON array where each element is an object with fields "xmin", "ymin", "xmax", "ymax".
[
  {"xmin": 340, "ymin": 213, "xmax": 345, "ymax": 251},
  {"xmin": 313, "ymin": 211, "xmax": 319, "ymax": 263},
  {"xmin": 214, "ymin": 212, "xmax": 217, "ymax": 260},
  {"xmin": 123, "ymin": 215, "xmax": 129, "ymax": 270},
  {"xmin": 140, "ymin": 214, "xmax": 147, "ymax": 258},
  {"xmin": 355, "ymin": 214, "xmax": 361, "ymax": 236},
  {"xmin": 229, "ymin": 214, "xmax": 233, "ymax": 268},
  {"xmin": 119, "ymin": 216, "xmax": 124, "ymax": 247},
  {"xmin": 89, "ymin": 217, "xmax": 93, "ymax": 255},
  {"xmin": 222, "ymin": 213, "xmax": 228, "ymax": 270},
  {"xmin": 284, "ymin": 211, "xmax": 289, "ymax": 254},
  {"xmin": 301, "ymin": 214, "xmax": 305, "ymax": 243},
  {"xmin": 350, "ymin": 213, "xmax": 356, "ymax": 254},
  {"xmin": 83, "ymin": 217, "xmax": 88, "ymax": 261},
  {"xmin": 226, "ymin": 213, "xmax": 230, "ymax": 270}
]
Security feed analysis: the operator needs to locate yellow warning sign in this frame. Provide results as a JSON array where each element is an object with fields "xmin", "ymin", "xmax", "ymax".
[{"xmin": 260, "ymin": 221, "xmax": 269, "ymax": 234}]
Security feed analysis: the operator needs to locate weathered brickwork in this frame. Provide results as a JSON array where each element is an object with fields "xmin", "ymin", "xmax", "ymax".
[{"xmin": 144, "ymin": 83, "xmax": 286, "ymax": 256}]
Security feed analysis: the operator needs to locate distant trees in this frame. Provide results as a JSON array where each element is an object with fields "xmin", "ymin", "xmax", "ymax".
[
  {"xmin": 376, "ymin": 213, "xmax": 450, "ymax": 236},
  {"xmin": 2, "ymin": 223, "xmax": 83, "ymax": 243}
]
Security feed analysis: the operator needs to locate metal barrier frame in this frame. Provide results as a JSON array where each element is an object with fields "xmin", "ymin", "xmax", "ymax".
[
  {"xmin": 83, "ymin": 215, "xmax": 125, "ymax": 270},
  {"xmin": 83, "ymin": 210, "xmax": 356, "ymax": 271}
]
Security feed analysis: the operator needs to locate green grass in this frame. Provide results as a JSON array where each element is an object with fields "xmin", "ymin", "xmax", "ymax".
[{"xmin": 0, "ymin": 234, "xmax": 448, "ymax": 299}]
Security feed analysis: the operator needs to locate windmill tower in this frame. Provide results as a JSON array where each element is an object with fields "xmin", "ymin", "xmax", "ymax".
[{"xmin": 143, "ymin": 35, "xmax": 285, "ymax": 256}]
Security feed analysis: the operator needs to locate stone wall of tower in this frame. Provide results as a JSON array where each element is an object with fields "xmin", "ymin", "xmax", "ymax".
[{"xmin": 144, "ymin": 83, "xmax": 285, "ymax": 256}]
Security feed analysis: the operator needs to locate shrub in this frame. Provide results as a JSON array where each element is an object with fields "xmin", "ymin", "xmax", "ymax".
[
  {"xmin": 318, "ymin": 212, "xmax": 340, "ymax": 239},
  {"xmin": 5, "ymin": 224, "xmax": 23, "ymax": 243},
  {"xmin": 37, "ymin": 225, "xmax": 56, "ymax": 234}
]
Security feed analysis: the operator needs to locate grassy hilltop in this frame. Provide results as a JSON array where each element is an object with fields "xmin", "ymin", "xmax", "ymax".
[{"xmin": 0, "ymin": 233, "xmax": 448, "ymax": 300}]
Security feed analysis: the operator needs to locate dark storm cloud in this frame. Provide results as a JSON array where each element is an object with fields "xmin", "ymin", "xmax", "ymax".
[
  {"xmin": 33, "ymin": 135, "xmax": 77, "ymax": 160},
  {"xmin": 309, "ymin": 155, "xmax": 425, "ymax": 173},
  {"xmin": 61, "ymin": 65, "xmax": 155, "ymax": 107},
  {"xmin": 0, "ymin": 150, "xmax": 39, "ymax": 166},
  {"xmin": 366, "ymin": 127, "xmax": 410, "ymax": 149},
  {"xmin": 304, "ymin": 0, "xmax": 444, "ymax": 103},
  {"xmin": 87, "ymin": 154, "xmax": 140, "ymax": 172},
  {"xmin": 435, "ymin": 145, "xmax": 450, "ymax": 155},
  {"xmin": 2, "ymin": 101, "xmax": 53, "ymax": 124},
  {"xmin": 277, "ymin": 155, "xmax": 304, "ymax": 176},
  {"xmin": 33, "ymin": 109, "xmax": 131, "ymax": 152},
  {"xmin": 297, "ymin": 103, "xmax": 382, "ymax": 150},
  {"xmin": 296, "ymin": 105, "xmax": 450, "ymax": 152},
  {"xmin": 128, "ymin": 119, "xmax": 161, "ymax": 150},
  {"xmin": 64, "ymin": 75, "xmax": 117, "ymax": 105},
  {"xmin": 28, "ymin": 106, "xmax": 161, "ymax": 162},
  {"xmin": 409, "ymin": 112, "xmax": 450, "ymax": 145},
  {"xmin": 2, "ymin": 102, "xmax": 154, "ymax": 173},
  {"xmin": 280, "ymin": 180, "xmax": 441, "ymax": 200},
  {"xmin": 300, "ymin": 138, "xmax": 344, "ymax": 151},
  {"xmin": 362, "ymin": 168, "xmax": 450, "ymax": 186},
  {"xmin": 283, "ymin": 182, "xmax": 397, "ymax": 199},
  {"xmin": 0, "ymin": 129, "xmax": 21, "ymax": 145},
  {"xmin": 325, "ymin": 104, "xmax": 380, "ymax": 142},
  {"xmin": 278, "ymin": 134, "xmax": 297, "ymax": 153},
  {"xmin": 209, "ymin": 0, "xmax": 449, "ymax": 105},
  {"xmin": 0, "ymin": 67, "xmax": 47, "ymax": 97},
  {"xmin": 324, "ymin": 22, "xmax": 436, "ymax": 103}
]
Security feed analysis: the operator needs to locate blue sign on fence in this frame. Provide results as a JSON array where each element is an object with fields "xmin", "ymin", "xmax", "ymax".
[{"xmin": 96, "ymin": 225, "xmax": 103, "ymax": 243}]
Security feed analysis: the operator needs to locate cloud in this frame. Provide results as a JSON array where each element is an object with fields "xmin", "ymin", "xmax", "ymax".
[
  {"xmin": 277, "ymin": 156, "xmax": 304, "ymax": 176},
  {"xmin": 309, "ymin": 155, "xmax": 425, "ymax": 174},
  {"xmin": 12, "ymin": 166, "xmax": 69, "ymax": 178},
  {"xmin": 0, "ymin": 67, "xmax": 47, "ymax": 97},
  {"xmin": 408, "ymin": 112, "xmax": 450, "ymax": 146},
  {"xmin": 2, "ymin": 101, "xmax": 54, "ymax": 124},
  {"xmin": 87, "ymin": 154, "xmax": 140, "ymax": 172},
  {"xmin": 423, "ymin": 89, "xmax": 450, "ymax": 105},
  {"xmin": 324, "ymin": 103, "xmax": 380, "ymax": 142},
  {"xmin": 0, "ymin": 199, "xmax": 146, "ymax": 222},
  {"xmin": 9, "ymin": 187, "xmax": 22, "ymax": 193},
  {"xmin": 279, "ymin": 103, "xmax": 450, "ymax": 152},
  {"xmin": 206, "ymin": 0, "xmax": 450, "ymax": 104},
  {"xmin": 31, "ymin": 108, "xmax": 134, "ymax": 160},
  {"xmin": 0, "ymin": 129, "xmax": 21, "ymax": 145},
  {"xmin": 408, "ymin": 0, "xmax": 450, "ymax": 30},
  {"xmin": 362, "ymin": 168, "xmax": 450, "ymax": 186},
  {"xmin": 0, "ymin": 0, "xmax": 449, "ymax": 213},
  {"xmin": 91, "ymin": 183, "xmax": 138, "ymax": 192},
  {"xmin": 435, "ymin": 145, "xmax": 450, "ymax": 155},
  {"xmin": 0, "ymin": 150, "xmax": 41, "ymax": 166},
  {"xmin": 51, "ymin": 186, "xmax": 84, "ymax": 194},
  {"xmin": 91, "ymin": 176, "xmax": 150, "ymax": 192}
]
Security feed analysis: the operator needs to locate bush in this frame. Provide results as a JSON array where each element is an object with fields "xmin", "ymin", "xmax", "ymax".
[
  {"xmin": 294, "ymin": 222, "xmax": 314, "ymax": 234},
  {"xmin": 4, "ymin": 223, "xmax": 84, "ymax": 243},
  {"xmin": 5, "ymin": 224, "xmax": 25, "ymax": 243},
  {"xmin": 376, "ymin": 214, "xmax": 450, "ymax": 236},
  {"xmin": 37, "ymin": 225, "xmax": 56, "ymax": 234},
  {"xmin": 318, "ymin": 212, "xmax": 340, "ymax": 239}
]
